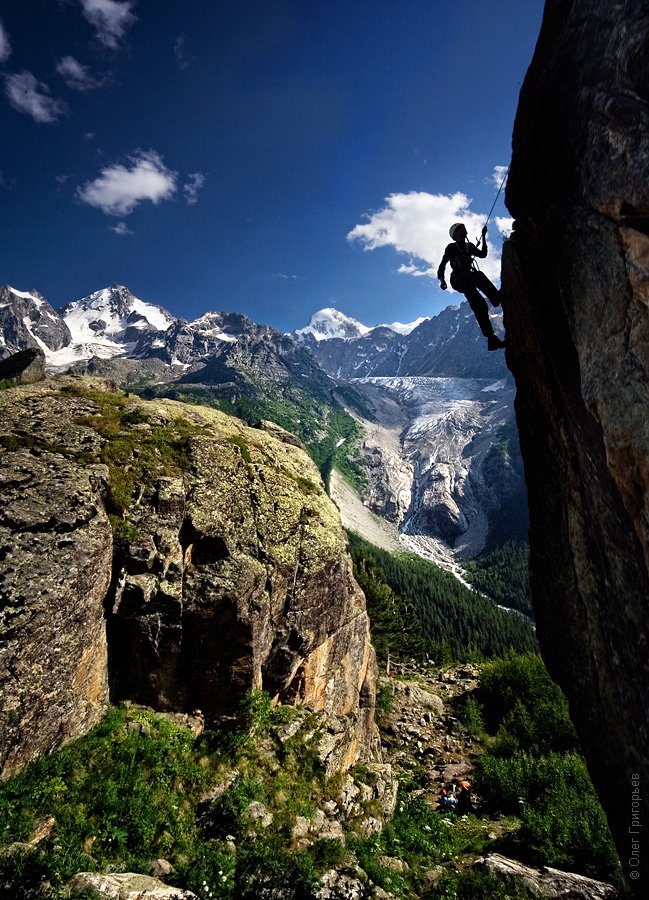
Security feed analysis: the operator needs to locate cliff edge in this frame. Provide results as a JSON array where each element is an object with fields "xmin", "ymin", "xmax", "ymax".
[
  {"xmin": 502, "ymin": 0, "xmax": 649, "ymax": 884},
  {"xmin": 0, "ymin": 377, "xmax": 378, "ymax": 777}
]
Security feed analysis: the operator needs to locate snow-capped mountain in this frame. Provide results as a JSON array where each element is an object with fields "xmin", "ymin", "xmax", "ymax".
[
  {"xmin": 51, "ymin": 285, "xmax": 176, "ymax": 368},
  {"xmin": 294, "ymin": 307, "xmax": 426, "ymax": 343},
  {"xmin": 294, "ymin": 307, "xmax": 371, "ymax": 342},
  {"xmin": 297, "ymin": 303, "xmax": 508, "ymax": 380},
  {"xmin": 0, "ymin": 286, "xmax": 71, "ymax": 358},
  {"xmin": 0, "ymin": 284, "xmax": 251, "ymax": 372}
]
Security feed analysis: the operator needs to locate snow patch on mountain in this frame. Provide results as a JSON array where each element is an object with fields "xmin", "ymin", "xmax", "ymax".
[
  {"xmin": 189, "ymin": 312, "xmax": 240, "ymax": 342},
  {"xmin": 9, "ymin": 287, "xmax": 40, "ymax": 301},
  {"xmin": 295, "ymin": 307, "xmax": 371, "ymax": 341},
  {"xmin": 296, "ymin": 307, "xmax": 428, "ymax": 342},
  {"xmin": 379, "ymin": 316, "xmax": 427, "ymax": 335},
  {"xmin": 482, "ymin": 379, "xmax": 507, "ymax": 393}
]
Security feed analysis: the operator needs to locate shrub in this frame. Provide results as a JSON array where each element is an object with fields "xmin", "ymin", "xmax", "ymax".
[{"xmin": 478, "ymin": 653, "xmax": 578, "ymax": 755}]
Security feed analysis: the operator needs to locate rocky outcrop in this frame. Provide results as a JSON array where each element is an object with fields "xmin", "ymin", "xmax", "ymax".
[
  {"xmin": 0, "ymin": 429, "xmax": 112, "ymax": 776},
  {"xmin": 0, "ymin": 348, "xmax": 46, "ymax": 385},
  {"xmin": 0, "ymin": 286, "xmax": 71, "ymax": 360},
  {"xmin": 502, "ymin": 0, "xmax": 649, "ymax": 883},
  {"xmin": 477, "ymin": 854, "xmax": 619, "ymax": 899},
  {"xmin": 0, "ymin": 378, "xmax": 379, "ymax": 776}
]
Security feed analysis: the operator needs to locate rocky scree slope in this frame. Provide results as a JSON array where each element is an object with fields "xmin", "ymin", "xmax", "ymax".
[
  {"xmin": 502, "ymin": 0, "xmax": 649, "ymax": 882},
  {"xmin": 0, "ymin": 376, "xmax": 379, "ymax": 778}
]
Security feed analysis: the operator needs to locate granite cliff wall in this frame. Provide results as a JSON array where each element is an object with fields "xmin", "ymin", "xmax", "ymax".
[
  {"xmin": 502, "ymin": 0, "xmax": 649, "ymax": 883},
  {"xmin": 0, "ymin": 377, "xmax": 379, "ymax": 777}
]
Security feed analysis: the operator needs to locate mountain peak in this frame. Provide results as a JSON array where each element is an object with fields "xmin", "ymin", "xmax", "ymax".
[{"xmin": 295, "ymin": 307, "xmax": 371, "ymax": 342}]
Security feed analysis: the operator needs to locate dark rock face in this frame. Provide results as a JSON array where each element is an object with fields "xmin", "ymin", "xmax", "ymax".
[
  {"xmin": 503, "ymin": 0, "xmax": 649, "ymax": 879},
  {"xmin": 0, "ymin": 379, "xmax": 379, "ymax": 777},
  {"xmin": 0, "ymin": 286, "xmax": 71, "ymax": 359},
  {"xmin": 0, "ymin": 348, "xmax": 46, "ymax": 385}
]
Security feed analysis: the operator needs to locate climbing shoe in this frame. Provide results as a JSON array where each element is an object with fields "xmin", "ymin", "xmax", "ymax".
[
  {"xmin": 491, "ymin": 291, "xmax": 502, "ymax": 308},
  {"xmin": 487, "ymin": 335, "xmax": 506, "ymax": 351}
]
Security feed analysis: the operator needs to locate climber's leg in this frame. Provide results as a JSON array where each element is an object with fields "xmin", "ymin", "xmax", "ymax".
[
  {"xmin": 463, "ymin": 287, "xmax": 495, "ymax": 339},
  {"xmin": 474, "ymin": 271, "xmax": 502, "ymax": 307}
]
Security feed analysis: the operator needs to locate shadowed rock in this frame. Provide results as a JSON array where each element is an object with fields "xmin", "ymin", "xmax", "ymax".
[
  {"xmin": 0, "ymin": 348, "xmax": 46, "ymax": 385},
  {"xmin": 503, "ymin": 0, "xmax": 649, "ymax": 884}
]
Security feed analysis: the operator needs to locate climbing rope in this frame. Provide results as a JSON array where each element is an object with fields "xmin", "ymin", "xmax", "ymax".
[
  {"xmin": 483, "ymin": 164, "xmax": 510, "ymax": 232},
  {"xmin": 471, "ymin": 164, "xmax": 510, "ymax": 270}
]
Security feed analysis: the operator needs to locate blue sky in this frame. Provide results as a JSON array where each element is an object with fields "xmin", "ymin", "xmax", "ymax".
[{"xmin": 1, "ymin": 0, "xmax": 545, "ymax": 331}]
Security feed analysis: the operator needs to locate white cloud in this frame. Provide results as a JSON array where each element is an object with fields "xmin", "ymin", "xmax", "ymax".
[
  {"xmin": 495, "ymin": 216, "xmax": 514, "ymax": 238},
  {"xmin": 183, "ymin": 172, "xmax": 205, "ymax": 205},
  {"xmin": 348, "ymin": 191, "xmax": 502, "ymax": 283},
  {"xmin": 79, "ymin": 0, "xmax": 136, "ymax": 50},
  {"xmin": 0, "ymin": 19, "xmax": 11, "ymax": 63},
  {"xmin": 4, "ymin": 71, "xmax": 68, "ymax": 123},
  {"xmin": 56, "ymin": 55, "xmax": 103, "ymax": 91},
  {"xmin": 272, "ymin": 273, "xmax": 299, "ymax": 280},
  {"xmin": 76, "ymin": 149, "xmax": 177, "ymax": 215},
  {"xmin": 491, "ymin": 164, "xmax": 509, "ymax": 189},
  {"xmin": 109, "ymin": 221, "xmax": 133, "ymax": 235},
  {"xmin": 397, "ymin": 263, "xmax": 436, "ymax": 278}
]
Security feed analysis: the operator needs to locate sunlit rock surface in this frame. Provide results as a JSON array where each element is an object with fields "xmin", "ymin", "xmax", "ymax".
[{"xmin": 0, "ymin": 376, "xmax": 378, "ymax": 776}]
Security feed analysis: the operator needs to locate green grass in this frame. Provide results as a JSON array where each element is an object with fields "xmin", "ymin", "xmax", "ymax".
[
  {"xmin": 472, "ymin": 654, "xmax": 621, "ymax": 885},
  {"xmin": 0, "ymin": 694, "xmax": 382, "ymax": 899}
]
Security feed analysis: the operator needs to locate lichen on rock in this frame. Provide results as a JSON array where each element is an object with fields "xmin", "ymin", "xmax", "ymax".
[{"xmin": 0, "ymin": 374, "xmax": 379, "ymax": 776}]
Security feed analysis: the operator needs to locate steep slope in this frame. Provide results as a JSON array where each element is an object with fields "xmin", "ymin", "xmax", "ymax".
[
  {"xmin": 502, "ymin": 0, "xmax": 649, "ymax": 884},
  {"xmin": 349, "ymin": 375, "xmax": 524, "ymax": 565},
  {"xmin": 0, "ymin": 285, "xmax": 71, "ymax": 358},
  {"xmin": 0, "ymin": 376, "xmax": 378, "ymax": 777}
]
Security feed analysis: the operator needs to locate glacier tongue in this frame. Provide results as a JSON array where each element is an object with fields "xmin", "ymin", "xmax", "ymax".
[{"xmin": 343, "ymin": 374, "xmax": 522, "ymax": 560}]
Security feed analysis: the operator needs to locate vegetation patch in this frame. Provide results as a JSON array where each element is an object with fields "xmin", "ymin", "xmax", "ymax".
[
  {"xmin": 472, "ymin": 654, "xmax": 621, "ymax": 885},
  {"xmin": 59, "ymin": 386, "xmax": 208, "ymax": 517},
  {"xmin": 0, "ymin": 694, "xmax": 379, "ymax": 899},
  {"xmin": 348, "ymin": 532, "xmax": 538, "ymax": 664},
  {"xmin": 463, "ymin": 542, "xmax": 532, "ymax": 617}
]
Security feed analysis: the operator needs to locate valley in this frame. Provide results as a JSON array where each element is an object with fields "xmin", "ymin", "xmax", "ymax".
[{"xmin": 0, "ymin": 283, "xmax": 528, "ymax": 574}]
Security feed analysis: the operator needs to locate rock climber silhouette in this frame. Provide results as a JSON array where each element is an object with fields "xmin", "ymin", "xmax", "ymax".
[{"xmin": 437, "ymin": 223, "xmax": 505, "ymax": 351}]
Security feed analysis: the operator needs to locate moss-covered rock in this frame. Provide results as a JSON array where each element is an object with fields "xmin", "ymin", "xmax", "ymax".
[{"xmin": 0, "ymin": 377, "xmax": 379, "ymax": 777}]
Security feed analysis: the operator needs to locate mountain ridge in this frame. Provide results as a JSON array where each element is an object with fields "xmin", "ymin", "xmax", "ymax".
[{"xmin": 0, "ymin": 282, "xmax": 524, "ymax": 562}]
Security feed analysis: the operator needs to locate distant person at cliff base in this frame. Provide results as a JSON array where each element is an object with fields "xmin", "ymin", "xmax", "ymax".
[{"xmin": 437, "ymin": 222, "xmax": 506, "ymax": 352}]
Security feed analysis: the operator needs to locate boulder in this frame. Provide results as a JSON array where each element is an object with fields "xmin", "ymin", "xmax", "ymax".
[
  {"xmin": 0, "ymin": 348, "xmax": 46, "ymax": 385},
  {"xmin": 478, "ymin": 853, "xmax": 618, "ymax": 899},
  {"xmin": 67, "ymin": 872, "xmax": 196, "ymax": 899},
  {"xmin": 0, "ymin": 377, "xmax": 379, "ymax": 775}
]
